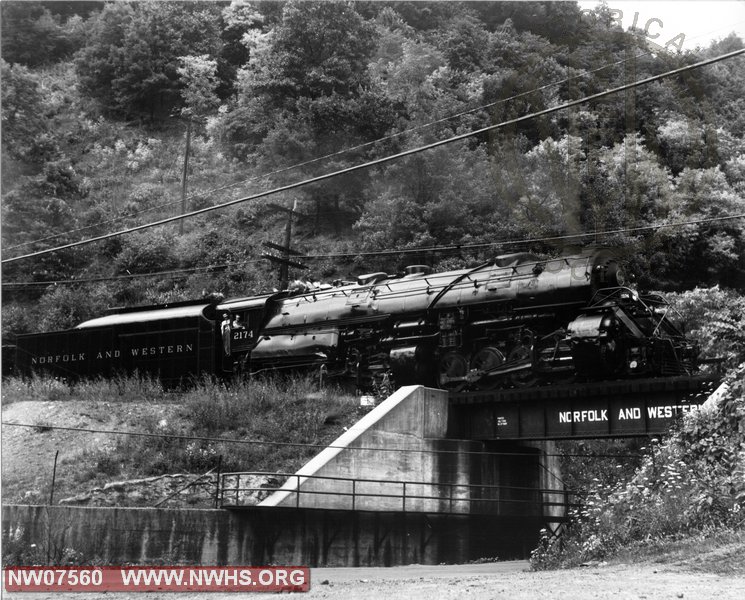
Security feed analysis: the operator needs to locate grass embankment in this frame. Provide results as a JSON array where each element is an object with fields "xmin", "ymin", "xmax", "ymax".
[
  {"xmin": 531, "ymin": 366, "xmax": 745, "ymax": 572},
  {"xmin": 1, "ymin": 374, "xmax": 360, "ymax": 504}
]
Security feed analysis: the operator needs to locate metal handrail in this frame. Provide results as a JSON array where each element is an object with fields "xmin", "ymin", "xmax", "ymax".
[
  {"xmin": 219, "ymin": 471, "xmax": 576, "ymax": 517},
  {"xmin": 220, "ymin": 470, "xmax": 574, "ymax": 494}
]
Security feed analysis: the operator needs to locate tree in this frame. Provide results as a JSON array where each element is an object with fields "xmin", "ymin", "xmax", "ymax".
[
  {"xmin": 472, "ymin": 0, "xmax": 584, "ymax": 44},
  {"xmin": 241, "ymin": 0, "xmax": 377, "ymax": 106},
  {"xmin": 219, "ymin": 1, "xmax": 390, "ymax": 159},
  {"xmin": 0, "ymin": 59, "xmax": 49, "ymax": 161},
  {"xmin": 114, "ymin": 231, "xmax": 180, "ymax": 275},
  {"xmin": 75, "ymin": 1, "xmax": 223, "ymax": 118},
  {"xmin": 655, "ymin": 166, "xmax": 745, "ymax": 289},
  {"xmin": 579, "ymin": 134, "xmax": 674, "ymax": 236},
  {"xmin": 508, "ymin": 134, "xmax": 586, "ymax": 237},
  {"xmin": 35, "ymin": 284, "xmax": 112, "ymax": 332},
  {"xmin": 371, "ymin": 36, "xmax": 446, "ymax": 115},
  {"xmin": 216, "ymin": 1, "xmax": 396, "ymax": 242},
  {"xmin": 216, "ymin": 0, "xmax": 264, "ymax": 98},
  {"xmin": 439, "ymin": 12, "xmax": 490, "ymax": 72},
  {"xmin": 0, "ymin": 1, "xmax": 87, "ymax": 67},
  {"xmin": 1, "ymin": 159, "xmax": 91, "ymax": 292},
  {"xmin": 666, "ymin": 287, "xmax": 745, "ymax": 367},
  {"xmin": 177, "ymin": 55, "xmax": 221, "ymax": 118},
  {"xmin": 354, "ymin": 140, "xmax": 507, "ymax": 257},
  {"xmin": 657, "ymin": 114, "xmax": 721, "ymax": 175},
  {"xmin": 480, "ymin": 24, "xmax": 569, "ymax": 143}
]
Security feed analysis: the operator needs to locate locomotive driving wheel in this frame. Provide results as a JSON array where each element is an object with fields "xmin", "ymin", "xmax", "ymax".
[
  {"xmin": 508, "ymin": 344, "xmax": 538, "ymax": 388},
  {"xmin": 437, "ymin": 351, "xmax": 469, "ymax": 392},
  {"xmin": 470, "ymin": 346, "xmax": 505, "ymax": 390}
]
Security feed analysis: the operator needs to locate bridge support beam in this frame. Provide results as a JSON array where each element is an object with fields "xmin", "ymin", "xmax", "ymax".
[{"xmin": 451, "ymin": 376, "xmax": 719, "ymax": 440}]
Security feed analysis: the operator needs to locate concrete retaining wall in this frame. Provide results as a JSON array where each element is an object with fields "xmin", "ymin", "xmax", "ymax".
[{"xmin": 2, "ymin": 504, "xmax": 542, "ymax": 566}]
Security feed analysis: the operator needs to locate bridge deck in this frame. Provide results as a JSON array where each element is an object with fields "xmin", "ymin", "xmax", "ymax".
[{"xmin": 449, "ymin": 375, "xmax": 720, "ymax": 440}]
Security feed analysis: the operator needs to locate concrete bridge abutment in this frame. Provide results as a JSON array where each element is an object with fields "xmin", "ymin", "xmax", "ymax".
[{"xmin": 3, "ymin": 386, "xmax": 565, "ymax": 566}]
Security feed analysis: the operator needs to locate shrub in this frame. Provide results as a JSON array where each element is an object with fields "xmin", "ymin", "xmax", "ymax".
[
  {"xmin": 113, "ymin": 230, "xmax": 180, "ymax": 275},
  {"xmin": 531, "ymin": 365, "xmax": 745, "ymax": 570},
  {"xmin": 666, "ymin": 287, "xmax": 745, "ymax": 369}
]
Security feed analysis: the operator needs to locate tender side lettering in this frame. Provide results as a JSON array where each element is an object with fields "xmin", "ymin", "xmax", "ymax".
[
  {"xmin": 31, "ymin": 344, "xmax": 196, "ymax": 365},
  {"xmin": 32, "ymin": 353, "xmax": 86, "ymax": 365},
  {"xmin": 130, "ymin": 344, "xmax": 194, "ymax": 357}
]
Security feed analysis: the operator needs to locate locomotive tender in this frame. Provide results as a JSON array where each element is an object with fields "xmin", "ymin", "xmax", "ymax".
[{"xmin": 9, "ymin": 248, "xmax": 698, "ymax": 390}]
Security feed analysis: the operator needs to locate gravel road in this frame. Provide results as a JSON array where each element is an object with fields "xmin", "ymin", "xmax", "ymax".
[{"xmin": 5, "ymin": 560, "xmax": 745, "ymax": 600}]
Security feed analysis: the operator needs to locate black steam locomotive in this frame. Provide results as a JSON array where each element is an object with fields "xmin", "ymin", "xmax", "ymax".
[{"xmin": 8, "ymin": 248, "xmax": 698, "ymax": 391}]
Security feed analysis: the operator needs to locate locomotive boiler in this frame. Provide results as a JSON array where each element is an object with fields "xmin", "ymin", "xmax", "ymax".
[{"xmin": 8, "ymin": 248, "xmax": 698, "ymax": 390}]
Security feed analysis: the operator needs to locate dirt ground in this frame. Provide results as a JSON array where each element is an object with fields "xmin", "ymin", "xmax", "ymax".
[
  {"xmin": 1, "ymin": 399, "xmax": 187, "ymax": 503},
  {"xmin": 4, "ymin": 560, "xmax": 745, "ymax": 599},
  {"xmin": 306, "ymin": 561, "xmax": 745, "ymax": 599}
]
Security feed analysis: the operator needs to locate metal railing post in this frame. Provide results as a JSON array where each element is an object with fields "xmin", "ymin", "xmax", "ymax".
[{"xmin": 213, "ymin": 455, "xmax": 222, "ymax": 508}]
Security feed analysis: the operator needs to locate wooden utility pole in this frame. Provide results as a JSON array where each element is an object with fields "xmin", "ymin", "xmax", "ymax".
[
  {"xmin": 179, "ymin": 117, "xmax": 192, "ymax": 235},
  {"xmin": 279, "ymin": 198, "xmax": 298, "ymax": 289},
  {"xmin": 261, "ymin": 200, "xmax": 306, "ymax": 290}
]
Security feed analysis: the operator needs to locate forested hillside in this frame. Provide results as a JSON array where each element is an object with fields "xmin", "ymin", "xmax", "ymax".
[{"xmin": 2, "ymin": 0, "xmax": 744, "ymax": 353}]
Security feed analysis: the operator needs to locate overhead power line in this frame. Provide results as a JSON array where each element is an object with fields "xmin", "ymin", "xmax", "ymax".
[
  {"xmin": 0, "ymin": 421, "xmax": 643, "ymax": 460},
  {"xmin": 289, "ymin": 213, "xmax": 745, "ymax": 261},
  {"xmin": 5, "ymin": 20, "xmax": 745, "ymax": 253},
  {"xmin": 4, "ymin": 46, "xmax": 671, "ymax": 253},
  {"xmin": 0, "ymin": 261, "xmax": 256, "ymax": 288},
  {"xmin": 3, "ymin": 213, "xmax": 744, "ymax": 288},
  {"xmin": 3, "ymin": 47, "xmax": 744, "ymax": 266}
]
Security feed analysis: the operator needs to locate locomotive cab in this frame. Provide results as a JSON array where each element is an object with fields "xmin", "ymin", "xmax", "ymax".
[{"xmin": 216, "ymin": 295, "xmax": 271, "ymax": 375}]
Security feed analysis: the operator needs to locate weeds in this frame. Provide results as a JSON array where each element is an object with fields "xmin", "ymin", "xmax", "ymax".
[
  {"xmin": 2, "ymin": 508, "xmax": 103, "ymax": 566},
  {"xmin": 3, "ymin": 372, "xmax": 360, "ymax": 495},
  {"xmin": 2, "ymin": 373, "xmax": 167, "ymax": 405},
  {"xmin": 531, "ymin": 365, "xmax": 745, "ymax": 570},
  {"xmin": 139, "ymin": 374, "xmax": 359, "ymax": 474}
]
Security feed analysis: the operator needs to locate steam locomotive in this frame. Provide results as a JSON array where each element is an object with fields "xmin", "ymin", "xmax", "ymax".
[{"xmin": 8, "ymin": 248, "xmax": 698, "ymax": 391}]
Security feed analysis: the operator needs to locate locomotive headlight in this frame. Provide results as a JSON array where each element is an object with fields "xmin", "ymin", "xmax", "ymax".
[
  {"xmin": 592, "ymin": 259, "xmax": 625, "ymax": 288},
  {"xmin": 605, "ymin": 262, "xmax": 625, "ymax": 287},
  {"xmin": 600, "ymin": 314, "xmax": 615, "ymax": 333}
]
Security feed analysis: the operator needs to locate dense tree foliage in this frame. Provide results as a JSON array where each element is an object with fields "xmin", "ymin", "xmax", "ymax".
[
  {"xmin": 0, "ymin": 60, "xmax": 48, "ymax": 160},
  {"xmin": 1, "ymin": 1, "xmax": 744, "ymax": 358},
  {"xmin": 0, "ymin": 1, "xmax": 95, "ymax": 67},
  {"xmin": 74, "ymin": 1, "xmax": 223, "ymax": 117}
]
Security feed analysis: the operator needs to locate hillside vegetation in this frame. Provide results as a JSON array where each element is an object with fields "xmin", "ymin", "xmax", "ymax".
[{"xmin": 2, "ymin": 1, "xmax": 745, "ymax": 342}]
